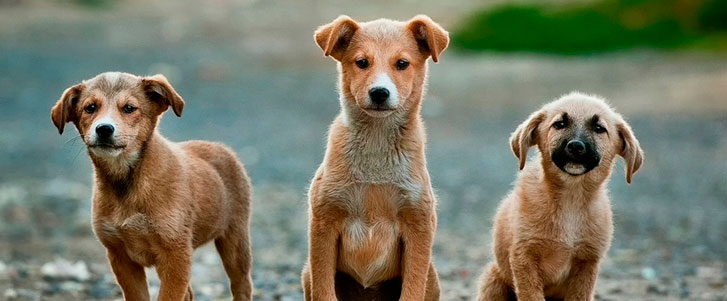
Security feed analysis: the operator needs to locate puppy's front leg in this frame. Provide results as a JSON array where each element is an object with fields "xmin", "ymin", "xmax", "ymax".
[
  {"xmin": 308, "ymin": 205, "xmax": 343, "ymax": 301},
  {"xmin": 156, "ymin": 244, "xmax": 193, "ymax": 301},
  {"xmin": 107, "ymin": 249, "xmax": 151, "ymax": 301},
  {"xmin": 400, "ymin": 207, "xmax": 435, "ymax": 301},
  {"xmin": 510, "ymin": 245, "xmax": 545, "ymax": 301},
  {"xmin": 564, "ymin": 259, "xmax": 598, "ymax": 301}
]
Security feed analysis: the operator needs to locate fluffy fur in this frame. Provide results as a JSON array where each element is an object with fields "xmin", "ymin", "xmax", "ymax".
[
  {"xmin": 477, "ymin": 92, "xmax": 644, "ymax": 301},
  {"xmin": 51, "ymin": 72, "xmax": 253, "ymax": 301},
  {"xmin": 302, "ymin": 15, "xmax": 449, "ymax": 301}
]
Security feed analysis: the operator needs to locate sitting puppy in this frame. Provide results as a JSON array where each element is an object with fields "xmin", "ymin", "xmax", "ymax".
[
  {"xmin": 477, "ymin": 92, "xmax": 644, "ymax": 301},
  {"xmin": 50, "ymin": 72, "xmax": 253, "ymax": 301},
  {"xmin": 302, "ymin": 15, "xmax": 449, "ymax": 301}
]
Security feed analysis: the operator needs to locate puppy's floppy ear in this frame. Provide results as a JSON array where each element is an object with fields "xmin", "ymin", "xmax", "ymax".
[
  {"xmin": 510, "ymin": 110, "xmax": 545, "ymax": 170},
  {"xmin": 406, "ymin": 15, "xmax": 450, "ymax": 63},
  {"xmin": 50, "ymin": 83, "xmax": 84, "ymax": 134},
  {"xmin": 314, "ymin": 15, "xmax": 360, "ymax": 61},
  {"xmin": 142, "ymin": 74, "xmax": 185, "ymax": 117},
  {"xmin": 617, "ymin": 121, "xmax": 644, "ymax": 184}
]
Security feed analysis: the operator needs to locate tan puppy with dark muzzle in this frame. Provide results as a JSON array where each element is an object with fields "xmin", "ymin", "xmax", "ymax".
[
  {"xmin": 477, "ymin": 92, "xmax": 644, "ymax": 301},
  {"xmin": 301, "ymin": 15, "xmax": 449, "ymax": 301},
  {"xmin": 51, "ymin": 72, "xmax": 253, "ymax": 301}
]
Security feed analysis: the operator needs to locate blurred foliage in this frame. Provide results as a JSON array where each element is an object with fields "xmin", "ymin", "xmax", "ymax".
[
  {"xmin": 73, "ymin": 0, "xmax": 114, "ymax": 9},
  {"xmin": 699, "ymin": 0, "xmax": 727, "ymax": 31},
  {"xmin": 452, "ymin": 0, "xmax": 727, "ymax": 54}
]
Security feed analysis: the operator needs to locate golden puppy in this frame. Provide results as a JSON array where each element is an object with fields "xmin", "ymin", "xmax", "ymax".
[
  {"xmin": 301, "ymin": 15, "xmax": 449, "ymax": 301},
  {"xmin": 477, "ymin": 92, "xmax": 644, "ymax": 301},
  {"xmin": 50, "ymin": 72, "xmax": 253, "ymax": 301}
]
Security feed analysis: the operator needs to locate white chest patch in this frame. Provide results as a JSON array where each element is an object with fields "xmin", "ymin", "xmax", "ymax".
[
  {"xmin": 340, "ymin": 217, "xmax": 401, "ymax": 287},
  {"xmin": 345, "ymin": 218, "xmax": 368, "ymax": 249},
  {"xmin": 343, "ymin": 218, "xmax": 399, "ymax": 250},
  {"xmin": 558, "ymin": 203, "xmax": 584, "ymax": 246},
  {"xmin": 345, "ymin": 124, "xmax": 410, "ymax": 179}
]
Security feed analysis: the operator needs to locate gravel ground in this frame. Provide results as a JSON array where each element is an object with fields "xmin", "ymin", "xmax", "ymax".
[
  {"xmin": 1, "ymin": 0, "xmax": 726, "ymax": 300},
  {"xmin": 0, "ymin": 239, "xmax": 726, "ymax": 300}
]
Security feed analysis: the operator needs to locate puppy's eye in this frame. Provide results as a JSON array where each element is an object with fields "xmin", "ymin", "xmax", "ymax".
[
  {"xmin": 122, "ymin": 105, "xmax": 137, "ymax": 114},
  {"xmin": 84, "ymin": 104, "xmax": 97, "ymax": 114},
  {"xmin": 395, "ymin": 59, "xmax": 409, "ymax": 70},
  {"xmin": 553, "ymin": 120, "xmax": 567, "ymax": 129},
  {"xmin": 355, "ymin": 59, "xmax": 369, "ymax": 69},
  {"xmin": 594, "ymin": 124, "xmax": 607, "ymax": 133}
]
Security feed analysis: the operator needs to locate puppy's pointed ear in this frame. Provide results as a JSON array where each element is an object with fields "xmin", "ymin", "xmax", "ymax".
[
  {"xmin": 51, "ymin": 83, "xmax": 84, "ymax": 135},
  {"xmin": 510, "ymin": 110, "xmax": 545, "ymax": 170},
  {"xmin": 142, "ymin": 74, "xmax": 185, "ymax": 117},
  {"xmin": 617, "ymin": 121, "xmax": 644, "ymax": 184},
  {"xmin": 314, "ymin": 15, "xmax": 360, "ymax": 61},
  {"xmin": 406, "ymin": 15, "xmax": 449, "ymax": 63}
]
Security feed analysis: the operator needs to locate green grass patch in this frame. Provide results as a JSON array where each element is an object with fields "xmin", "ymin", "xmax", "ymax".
[
  {"xmin": 73, "ymin": 0, "xmax": 115, "ymax": 9},
  {"xmin": 452, "ymin": 0, "xmax": 727, "ymax": 54}
]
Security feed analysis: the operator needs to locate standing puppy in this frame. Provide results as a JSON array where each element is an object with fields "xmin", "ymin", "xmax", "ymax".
[
  {"xmin": 302, "ymin": 15, "xmax": 449, "ymax": 301},
  {"xmin": 478, "ymin": 92, "xmax": 644, "ymax": 301},
  {"xmin": 51, "ymin": 72, "xmax": 253, "ymax": 301}
]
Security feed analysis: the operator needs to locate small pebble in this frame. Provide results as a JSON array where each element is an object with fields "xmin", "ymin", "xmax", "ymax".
[
  {"xmin": 606, "ymin": 286, "xmax": 623, "ymax": 294},
  {"xmin": 646, "ymin": 283, "xmax": 667, "ymax": 295},
  {"xmin": 696, "ymin": 265, "xmax": 723, "ymax": 285},
  {"xmin": 641, "ymin": 267, "xmax": 657, "ymax": 280},
  {"xmin": 40, "ymin": 259, "xmax": 90, "ymax": 281},
  {"xmin": 3, "ymin": 289, "xmax": 17, "ymax": 299}
]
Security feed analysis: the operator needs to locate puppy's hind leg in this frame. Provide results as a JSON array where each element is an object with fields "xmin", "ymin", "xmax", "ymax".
[
  {"xmin": 185, "ymin": 285, "xmax": 194, "ymax": 301},
  {"xmin": 478, "ymin": 263, "xmax": 514, "ymax": 301},
  {"xmin": 425, "ymin": 263, "xmax": 440, "ymax": 301},
  {"xmin": 301, "ymin": 263, "xmax": 312, "ymax": 301},
  {"xmin": 215, "ymin": 224, "xmax": 253, "ymax": 301}
]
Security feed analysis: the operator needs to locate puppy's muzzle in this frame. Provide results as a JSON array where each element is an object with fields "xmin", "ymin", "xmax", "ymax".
[
  {"xmin": 369, "ymin": 87, "xmax": 390, "ymax": 107},
  {"xmin": 96, "ymin": 124, "xmax": 114, "ymax": 140},
  {"xmin": 91, "ymin": 123, "xmax": 124, "ymax": 150},
  {"xmin": 552, "ymin": 138, "xmax": 601, "ymax": 175},
  {"xmin": 565, "ymin": 140, "xmax": 586, "ymax": 157}
]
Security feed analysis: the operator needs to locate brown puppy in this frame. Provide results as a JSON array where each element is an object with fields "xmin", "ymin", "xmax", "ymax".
[
  {"xmin": 477, "ymin": 92, "xmax": 644, "ymax": 301},
  {"xmin": 301, "ymin": 15, "xmax": 449, "ymax": 301},
  {"xmin": 50, "ymin": 72, "xmax": 253, "ymax": 301}
]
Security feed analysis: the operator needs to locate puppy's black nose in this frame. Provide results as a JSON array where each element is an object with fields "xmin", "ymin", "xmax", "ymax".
[
  {"xmin": 369, "ymin": 87, "xmax": 390, "ymax": 105},
  {"xmin": 566, "ymin": 140, "xmax": 586, "ymax": 156},
  {"xmin": 96, "ymin": 124, "xmax": 114, "ymax": 139}
]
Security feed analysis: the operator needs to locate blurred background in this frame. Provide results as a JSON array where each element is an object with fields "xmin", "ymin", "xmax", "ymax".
[{"xmin": 0, "ymin": 0, "xmax": 726, "ymax": 300}]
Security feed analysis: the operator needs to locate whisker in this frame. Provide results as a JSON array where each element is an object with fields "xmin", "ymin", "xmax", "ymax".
[
  {"xmin": 70, "ymin": 145, "xmax": 86, "ymax": 166},
  {"xmin": 63, "ymin": 135, "xmax": 83, "ymax": 145}
]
